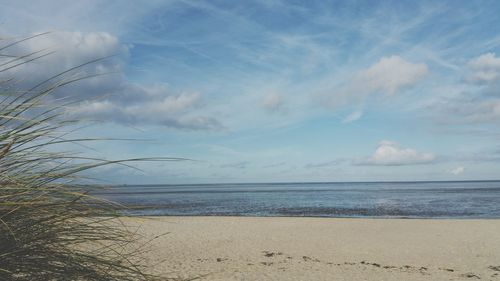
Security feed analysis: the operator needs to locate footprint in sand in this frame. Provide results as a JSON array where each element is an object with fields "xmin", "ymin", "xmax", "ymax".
[
  {"xmin": 460, "ymin": 272, "xmax": 481, "ymax": 279},
  {"xmin": 489, "ymin": 266, "xmax": 500, "ymax": 272},
  {"xmin": 262, "ymin": 251, "xmax": 283, "ymax": 258}
]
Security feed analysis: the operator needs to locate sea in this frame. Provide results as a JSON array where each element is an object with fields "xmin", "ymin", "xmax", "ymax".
[{"xmin": 96, "ymin": 180, "xmax": 500, "ymax": 219}]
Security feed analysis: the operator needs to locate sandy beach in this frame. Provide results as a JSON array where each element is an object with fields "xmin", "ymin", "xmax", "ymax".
[{"xmin": 131, "ymin": 216, "xmax": 500, "ymax": 280}]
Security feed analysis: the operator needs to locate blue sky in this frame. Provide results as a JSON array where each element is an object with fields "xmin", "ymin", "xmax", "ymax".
[{"xmin": 1, "ymin": 0, "xmax": 500, "ymax": 183}]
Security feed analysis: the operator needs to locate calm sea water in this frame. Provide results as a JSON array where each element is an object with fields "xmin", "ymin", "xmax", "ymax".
[{"xmin": 96, "ymin": 181, "xmax": 500, "ymax": 218}]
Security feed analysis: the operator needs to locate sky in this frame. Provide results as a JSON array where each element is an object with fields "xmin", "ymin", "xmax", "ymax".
[{"xmin": 1, "ymin": 0, "xmax": 500, "ymax": 184}]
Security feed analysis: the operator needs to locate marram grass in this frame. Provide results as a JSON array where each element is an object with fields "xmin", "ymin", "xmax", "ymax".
[{"xmin": 0, "ymin": 34, "xmax": 180, "ymax": 280}]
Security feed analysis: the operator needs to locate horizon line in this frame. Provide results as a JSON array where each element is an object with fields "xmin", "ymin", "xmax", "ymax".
[{"xmin": 85, "ymin": 179, "xmax": 500, "ymax": 187}]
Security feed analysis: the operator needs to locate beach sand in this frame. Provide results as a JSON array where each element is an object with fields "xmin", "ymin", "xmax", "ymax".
[{"xmin": 131, "ymin": 216, "xmax": 500, "ymax": 280}]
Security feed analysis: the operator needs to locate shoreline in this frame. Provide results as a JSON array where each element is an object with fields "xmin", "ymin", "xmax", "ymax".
[
  {"xmin": 132, "ymin": 216, "xmax": 500, "ymax": 280},
  {"xmin": 126, "ymin": 214, "xmax": 500, "ymax": 220}
]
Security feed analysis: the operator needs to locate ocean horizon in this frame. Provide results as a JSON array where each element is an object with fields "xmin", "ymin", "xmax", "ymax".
[{"xmin": 97, "ymin": 180, "xmax": 500, "ymax": 219}]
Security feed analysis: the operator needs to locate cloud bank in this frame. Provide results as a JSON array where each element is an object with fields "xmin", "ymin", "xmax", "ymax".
[{"xmin": 0, "ymin": 31, "xmax": 223, "ymax": 131}]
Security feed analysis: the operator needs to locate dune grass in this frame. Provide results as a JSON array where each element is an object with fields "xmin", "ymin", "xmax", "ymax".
[{"xmin": 0, "ymin": 34, "xmax": 177, "ymax": 280}]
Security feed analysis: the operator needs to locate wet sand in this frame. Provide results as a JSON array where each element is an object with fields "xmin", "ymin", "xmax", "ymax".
[{"xmin": 131, "ymin": 216, "xmax": 500, "ymax": 280}]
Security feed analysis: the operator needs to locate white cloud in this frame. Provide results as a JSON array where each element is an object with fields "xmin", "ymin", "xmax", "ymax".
[
  {"xmin": 323, "ymin": 56, "xmax": 428, "ymax": 108},
  {"xmin": 261, "ymin": 92, "xmax": 285, "ymax": 112},
  {"xmin": 466, "ymin": 53, "xmax": 500, "ymax": 83},
  {"xmin": 355, "ymin": 140, "xmax": 436, "ymax": 166},
  {"xmin": 356, "ymin": 56, "xmax": 428, "ymax": 95},
  {"xmin": 449, "ymin": 166, "xmax": 465, "ymax": 175},
  {"xmin": 342, "ymin": 110, "xmax": 363, "ymax": 123}
]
